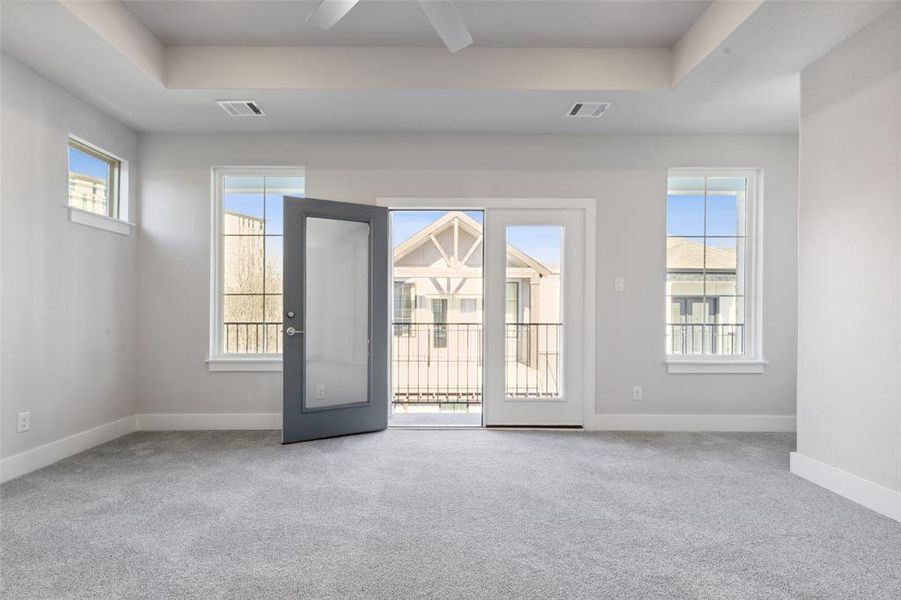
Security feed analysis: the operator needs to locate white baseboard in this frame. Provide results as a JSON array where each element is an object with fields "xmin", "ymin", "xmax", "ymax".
[
  {"xmin": 1, "ymin": 412, "xmax": 796, "ymax": 483},
  {"xmin": 790, "ymin": 452, "xmax": 901, "ymax": 522},
  {"xmin": 0, "ymin": 416, "xmax": 137, "ymax": 483},
  {"xmin": 587, "ymin": 413, "xmax": 796, "ymax": 432},
  {"xmin": 136, "ymin": 413, "xmax": 281, "ymax": 431}
]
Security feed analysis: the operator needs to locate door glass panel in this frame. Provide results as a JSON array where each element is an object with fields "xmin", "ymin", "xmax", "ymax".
[
  {"xmin": 505, "ymin": 226, "xmax": 563, "ymax": 398},
  {"xmin": 304, "ymin": 217, "xmax": 370, "ymax": 409}
]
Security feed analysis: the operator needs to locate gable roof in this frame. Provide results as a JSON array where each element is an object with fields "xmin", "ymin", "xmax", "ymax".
[
  {"xmin": 394, "ymin": 211, "xmax": 554, "ymax": 276},
  {"xmin": 667, "ymin": 237, "xmax": 736, "ymax": 271}
]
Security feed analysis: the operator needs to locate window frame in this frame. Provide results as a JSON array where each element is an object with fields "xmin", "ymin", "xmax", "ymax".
[
  {"xmin": 208, "ymin": 166, "xmax": 305, "ymax": 371},
  {"xmin": 67, "ymin": 135, "xmax": 132, "ymax": 235},
  {"xmin": 664, "ymin": 168, "xmax": 766, "ymax": 374}
]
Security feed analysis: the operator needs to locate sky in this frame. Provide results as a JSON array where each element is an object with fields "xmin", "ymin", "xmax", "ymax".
[
  {"xmin": 221, "ymin": 176, "xmax": 306, "ymax": 239},
  {"xmin": 667, "ymin": 193, "xmax": 741, "ymax": 249},
  {"xmin": 69, "ymin": 146, "xmax": 110, "ymax": 180}
]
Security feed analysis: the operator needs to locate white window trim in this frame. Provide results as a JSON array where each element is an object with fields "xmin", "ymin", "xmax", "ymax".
[
  {"xmin": 209, "ymin": 166, "xmax": 304, "ymax": 372},
  {"xmin": 664, "ymin": 168, "xmax": 765, "ymax": 374},
  {"xmin": 67, "ymin": 134, "xmax": 132, "ymax": 234}
]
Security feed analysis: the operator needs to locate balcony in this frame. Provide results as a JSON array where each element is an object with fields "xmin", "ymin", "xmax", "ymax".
[
  {"xmin": 392, "ymin": 322, "xmax": 562, "ymax": 405},
  {"xmin": 222, "ymin": 321, "xmax": 563, "ymax": 406}
]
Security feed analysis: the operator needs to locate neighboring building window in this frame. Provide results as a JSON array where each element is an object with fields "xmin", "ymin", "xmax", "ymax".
[
  {"xmin": 68, "ymin": 138, "xmax": 121, "ymax": 219},
  {"xmin": 393, "ymin": 281, "xmax": 415, "ymax": 336},
  {"xmin": 505, "ymin": 282, "xmax": 520, "ymax": 324},
  {"xmin": 459, "ymin": 298, "xmax": 478, "ymax": 314},
  {"xmin": 666, "ymin": 169, "xmax": 760, "ymax": 360},
  {"xmin": 212, "ymin": 168, "xmax": 304, "ymax": 358},
  {"xmin": 431, "ymin": 298, "xmax": 448, "ymax": 348}
]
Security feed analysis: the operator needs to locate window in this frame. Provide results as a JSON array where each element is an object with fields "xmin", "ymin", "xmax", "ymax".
[
  {"xmin": 431, "ymin": 297, "xmax": 448, "ymax": 348},
  {"xmin": 393, "ymin": 281, "xmax": 415, "ymax": 336},
  {"xmin": 67, "ymin": 137, "xmax": 130, "ymax": 234},
  {"xmin": 459, "ymin": 298, "xmax": 478, "ymax": 314},
  {"xmin": 210, "ymin": 168, "xmax": 304, "ymax": 367},
  {"xmin": 666, "ymin": 169, "xmax": 763, "ymax": 372}
]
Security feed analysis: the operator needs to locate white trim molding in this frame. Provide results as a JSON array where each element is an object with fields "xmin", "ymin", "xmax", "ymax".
[
  {"xmin": 790, "ymin": 452, "xmax": 901, "ymax": 522},
  {"xmin": 137, "ymin": 413, "xmax": 281, "ymax": 431},
  {"xmin": 68, "ymin": 206, "xmax": 134, "ymax": 235},
  {"xmin": 665, "ymin": 359, "xmax": 767, "ymax": 374},
  {"xmin": 207, "ymin": 358, "xmax": 282, "ymax": 372},
  {"xmin": 1, "ymin": 416, "xmax": 138, "ymax": 483},
  {"xmin": 589, "ymin": 413, "xmax": 795, "ymax": 432}
]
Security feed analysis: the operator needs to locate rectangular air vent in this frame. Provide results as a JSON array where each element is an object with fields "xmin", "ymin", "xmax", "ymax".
[
  {"xmin": 217, "ymin": 100, "xmax": 266, "ymax": 117},
  {"xmin": 568, "ymin": 102, "xmax": 611, "ymax": 118}
]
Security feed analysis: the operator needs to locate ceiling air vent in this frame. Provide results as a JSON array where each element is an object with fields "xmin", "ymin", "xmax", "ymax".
[
  {"xmin": 217, "ymin": 100, "xmax": 266, "ymax": 117},
  {"xmin": 568, "ymin": 102, "xmax": 611, "ymax": 118}
]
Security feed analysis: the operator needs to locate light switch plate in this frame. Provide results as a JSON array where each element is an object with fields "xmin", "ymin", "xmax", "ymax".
[{"xmin": 17, "ymin": 411, "xmax": 31, "ymax": 433}]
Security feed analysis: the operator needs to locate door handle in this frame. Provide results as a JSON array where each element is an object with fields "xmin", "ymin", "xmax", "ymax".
[{"xmin": 285, "ymin": 326, "xmax": 303, "ymax": 337}]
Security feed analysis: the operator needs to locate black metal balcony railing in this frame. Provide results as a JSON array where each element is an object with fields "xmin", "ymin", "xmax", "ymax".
[
  {"xmin": 666, "ymin": 323, "xmax": 744, "ymax": 355},
  {"xmin": 392, "ymin": 322, "xmax": 562, "ymax": 404},
  {"xmin": 223, "ymin": 321, "xmax": 563, "ymax": 403},
  {"xmin": 504, "ymin": 323, "xmax": 562, "ymax": 399},
  {"xmin": 224, "ymin": 322, "xmax": 283, "ymax": 354}
]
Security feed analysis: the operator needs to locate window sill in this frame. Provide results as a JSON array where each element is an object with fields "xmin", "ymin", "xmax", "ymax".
[
  {"xmin": 207, "ymin": 358, "xmax": 282, "ymax": 372},
  {"xmin": 68, "ymin": 206, "xmax": 133, "ymax": 236},
  {"xmin": 665, "ymin": 359, "xmax": 767, "ymax": 374}
]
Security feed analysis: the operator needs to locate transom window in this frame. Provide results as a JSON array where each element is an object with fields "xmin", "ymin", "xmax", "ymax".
[
  {"xmin": 68, "ymin": 138, "xmax": 121, "ymax": 219},
  {"xmin": 666, "ymin": 169, "xmax": 762, "ymax": 364},
  {"xmin": 211, "ymin": 168, "xmax": 304, "ymax": 359}
]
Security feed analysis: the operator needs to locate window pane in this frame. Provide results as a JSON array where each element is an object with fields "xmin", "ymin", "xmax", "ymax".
[
  {"xmin": 709, "ymin": 296, "xmax": 745, "ymax": 325},
  {"xmin": 222, "ymin": 295, "xmax": 265, "ymax": 354},
  {"xmin": 264, "ymin": 176, "xmax": 304, "ymax": 235},
  {"xmin": 304, "ymin": 218, "xmax": 370, "ymax": 409},
  {"xmin": 666, "ymin": 195, "xmax": 705, "ymax": 236},
  {"xmin": 264, "ymin": 236, "xmax": 283, "ymax": 294},
  {"xmin": 706, "ymin": 324, "xmax": 743, "ymax": 355},
  {"xmin": 223, "ymin": 176, "xmax": 264, "ymax": 230},
  {"xmin": 223, "ymin": 235, "xmax": 264, "ymax": 293},
  {"xmin": 68, "ymin": 144, "xmax": 113, "ymax": 216},
  {"xmin": 505, "ymin": 225, "xmax": 562, "ymax": 398},
  {"xmin": 704, "ymin": 237, "xmax": 745, "ymax": 296},
  {"xmin": 667, "ymin": 177, "xmax": 705, "ymax": 236},
  {"xmin": 706, "ymin": 177, "xmax": 746, "ymax": 236},
  {"xmin": 667, "ymin": 236, "xmax": 706, "ymax": 271}
]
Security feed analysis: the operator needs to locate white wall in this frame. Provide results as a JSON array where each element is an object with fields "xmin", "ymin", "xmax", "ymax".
[
  {"xmin": 138, "ymin": 132, "xmax": 798, "ymax": 420},
  {"xmin": 796, "ymin": 9, "xmax": 901, "ymax": 498},
  {"xmin": 0, "ymin": 55, "xmax": 140, "ymax": 459}
]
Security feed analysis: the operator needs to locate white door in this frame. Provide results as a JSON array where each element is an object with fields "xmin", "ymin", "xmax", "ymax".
[{"xmin": 483, "ymin": 209, "xmax": 585, "ymax": 426}]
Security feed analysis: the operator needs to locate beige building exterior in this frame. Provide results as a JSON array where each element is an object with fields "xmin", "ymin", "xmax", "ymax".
[
  {"xmin": 666, "ymin": 236, "xmax": 742, "ymax": 355},
  {"xmin": 68, "ymin": 173, "xmax": 108, "ymax": 215}
]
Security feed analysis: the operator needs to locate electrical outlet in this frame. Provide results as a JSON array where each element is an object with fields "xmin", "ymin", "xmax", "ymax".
[
  {"xmin": 615, "ymin": 277, "xmax": 625, "ymax": 293},
  {"xmin": 315, "ymin": 384, "xmax": 327, "ymax": 399},
  {"xmin": 632, "ymin": 386, "xmax": 643, "ymax": 401},
  {"xmin": 17, "ymin": 411, "xmax": 31, "ymax": 433}
]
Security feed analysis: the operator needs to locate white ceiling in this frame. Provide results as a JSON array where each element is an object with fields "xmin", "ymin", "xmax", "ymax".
[
  {"xmin": 2, "ymin": 1, "xmax": 898, "ymax": 134},
  {"xmin": 121, "ymin": 0, "xmax": 711, "ymax": 49}
]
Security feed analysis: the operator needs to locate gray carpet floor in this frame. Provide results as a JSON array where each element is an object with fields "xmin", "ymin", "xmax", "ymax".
[{"xmin": 2, "ymin": 430, "xmax": 899, "ymax": 599}]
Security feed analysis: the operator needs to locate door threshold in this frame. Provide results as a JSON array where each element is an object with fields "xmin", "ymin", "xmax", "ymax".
[
  {"xmin": 388, "ymin": 424, "xmax": 483, "ymax": 430},
  {"xmin": 486, "ymin": 425, "xmax": 584, "ymax": 431}
]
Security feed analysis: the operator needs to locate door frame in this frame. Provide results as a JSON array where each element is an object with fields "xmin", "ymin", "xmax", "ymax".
[{"xmin": 378, "ymin": 197, "xmax": 597, "ymax": 428}]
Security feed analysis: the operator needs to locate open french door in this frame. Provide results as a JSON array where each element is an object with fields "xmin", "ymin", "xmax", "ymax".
[
  {"xmin": 483, "ymin": 208, "xmax": 585, "ymax": 427},
  {"xmin": 282, "ymin": 198, "xmax": 389, "ymax": 443}
]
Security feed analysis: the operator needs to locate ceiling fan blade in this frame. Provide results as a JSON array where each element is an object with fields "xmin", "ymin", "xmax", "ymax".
[
  {"xmin": 305, "ymin": 0, "xmax": 361, "ymax": 30},
  {"xmin": 419, "ymin": 0, "xmax": 473, "ymax": 53}
]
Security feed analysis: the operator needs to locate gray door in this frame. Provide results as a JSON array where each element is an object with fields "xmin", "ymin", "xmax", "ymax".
[{"xmin": 283, "ymin": 198, "xmax": 388, "ymax": 443}]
